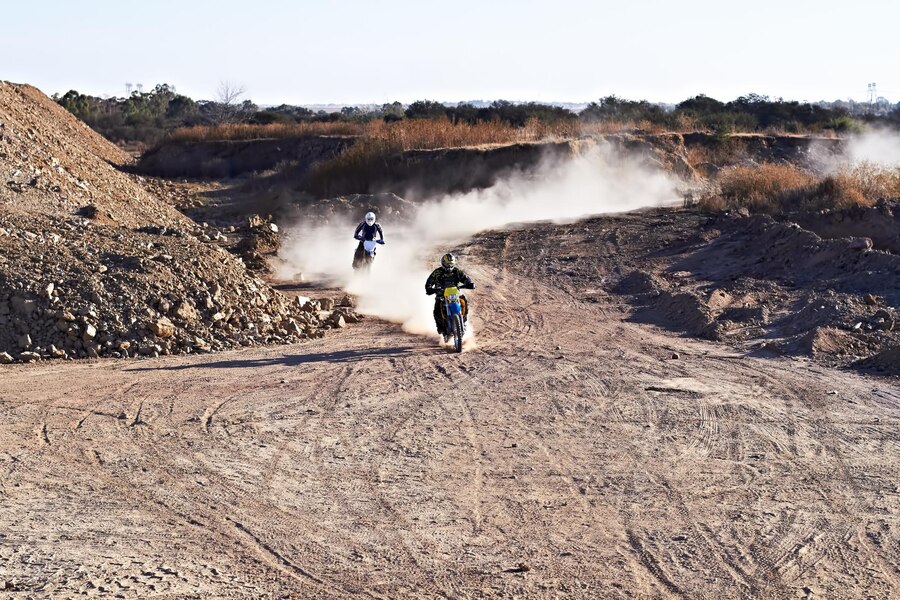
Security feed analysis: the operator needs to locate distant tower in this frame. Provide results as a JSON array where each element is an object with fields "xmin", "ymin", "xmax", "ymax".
[
  {"xmin": 136, "ymin": 83, "xmax": 144, "ymax": 94},
  {"xmin": 867, "ymin": 83, "xmax": 877, "ymax": 104},
  {"xmin": 125, "ymin": 82, "xmax": 133, "ymax": 96}
]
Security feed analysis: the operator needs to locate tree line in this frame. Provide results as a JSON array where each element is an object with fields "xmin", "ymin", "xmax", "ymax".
[{"xmin": 56, "ymin": 84, "xmax": 900, "ymax": 146}]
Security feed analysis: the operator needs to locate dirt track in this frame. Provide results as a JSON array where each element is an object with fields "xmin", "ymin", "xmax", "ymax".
[{"xmin": 2, "ymin": 228, "xmax": 899, "ymax": 598}]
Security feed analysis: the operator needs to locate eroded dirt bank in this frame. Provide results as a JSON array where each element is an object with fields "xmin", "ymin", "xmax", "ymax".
[{"xmin": 1, "ymin": 221, "xmax": 898, "ymax": 598}]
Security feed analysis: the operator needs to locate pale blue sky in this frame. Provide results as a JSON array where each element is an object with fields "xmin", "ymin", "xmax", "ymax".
[{"xmin": 1, "ymin": 0, "xmax": 897, "ymax": 105}]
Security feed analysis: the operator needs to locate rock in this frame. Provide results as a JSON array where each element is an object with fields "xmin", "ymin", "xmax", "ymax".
[
  {"xmin": 173, "ymin": 301, "xmax": 198, "ymax": 321},
  {"xmin": 864, "ymin": 293, "xmax": 878, "ymax": 306},
  {"xmin": 18, "ymin": 351, "xmax": 41, "ymax": 363},
  {"xmin": 849, "ymin": 237, "xmax": 873, "ymax": 251},
  {"xmin": 0, "ymin": 352, "xmax": 13, "ymax": 364},
  {"xmin": 671, "ymin": 352, "xmax": 680, "ymax": 359},
  {"xmin": 332, "ymin": 314, "xmax": 346, "ymax": 328},
  {"xmin": 320, "ymin": 298, "xmax": 335, "ymax": 311},
  {"xmin": 150, "ymin": 317, "xmax": 176, "ymax": 338},
  {"xmin": 17, "ymin": 333, "xmax": 32, "ymax": 349},
  {"xmin": 338, "ymin": 294, "xmax": 354, "ymax": 308},
  {"xmin": 81, "ymin": 323, "xmax": 97, "ymax": 341},
  {"xmin": 873, "ymin": 309, "xmax": 895, "ymax": 331},
  {"xmin": 42, "ymin": 283, "xmax": 55, "ymax": 298}
]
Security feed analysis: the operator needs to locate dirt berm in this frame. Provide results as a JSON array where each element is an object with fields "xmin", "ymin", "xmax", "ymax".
[
  {"xmin": 135, "ymin": 135, "xmax": 353, "ymax": 179},
  {"xmin": 0, "ymin": 82, "xmax": 359, "ymax": 364}
]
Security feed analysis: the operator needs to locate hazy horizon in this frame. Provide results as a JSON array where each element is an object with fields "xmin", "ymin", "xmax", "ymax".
[{"xmin": 2, "ymin": 0, "xmax": 898, "ymax": 107}]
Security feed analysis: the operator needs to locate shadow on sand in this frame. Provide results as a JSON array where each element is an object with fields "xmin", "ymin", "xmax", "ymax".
[{"xmin": 126, "ymin": 345, "xmax": 420, "ymax": 371}]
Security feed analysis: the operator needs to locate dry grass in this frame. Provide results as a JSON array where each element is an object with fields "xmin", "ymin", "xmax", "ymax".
[
  {"xmin": 578, "ymin": 120, "xmax": 670, "ymax": 135},
  {"xmin": 839, "ymin": 162, "xmax": 900, "ymax": 201},
  {"xmin": 167, "ymin": 122, "xmax": 368, "ymax": 143},
  {"xmin": 304, "ymin": 118, "xmax": 584, "ymax": 195},
  {"xmin": 700, "ymin": 162, "xmax": 900, "ymax": 214},
  {"xmin": 165, "ymin": 118, "xmax": 582, "ymax": 147}
]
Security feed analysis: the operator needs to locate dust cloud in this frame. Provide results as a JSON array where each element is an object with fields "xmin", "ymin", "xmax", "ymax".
[
  {"xmin": 276, "ymin": 142, "xmax": 679, "ymax": 338},
  {"xmin": 846, "ymin": 130, "xmax": 900, "ymax": 166},
  {"xmin": 816, "ymin": 130, "xmax": 900, "ymax": 172}
]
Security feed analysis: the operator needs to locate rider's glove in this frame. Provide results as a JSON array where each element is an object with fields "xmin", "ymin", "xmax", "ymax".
[
  {"xmin": 377, "ymin": 239, "xmax": 385, "ymax": 245},
  {"xmin": 426, "ymin": 288, "xmax": 435, "ymax": 295}
]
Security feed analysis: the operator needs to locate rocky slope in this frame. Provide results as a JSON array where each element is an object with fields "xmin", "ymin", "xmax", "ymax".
[{"xmin": 0, "ymin": 82, "xmax": 357, "ymax": 364}]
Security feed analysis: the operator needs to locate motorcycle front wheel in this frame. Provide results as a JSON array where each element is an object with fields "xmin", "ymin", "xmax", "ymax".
[{"xmin": 451, "ymin": 313, "xmax": 464, "ymax": 353}]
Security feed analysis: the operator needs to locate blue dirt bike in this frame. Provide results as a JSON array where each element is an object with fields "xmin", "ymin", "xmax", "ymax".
[{"xmin": 442, "ymin": 287, "xmax": 469, "ymax": 353}]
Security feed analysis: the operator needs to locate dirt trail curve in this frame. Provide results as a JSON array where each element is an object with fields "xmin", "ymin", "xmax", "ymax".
[{"xmin": 1, "ymin": 250, "xmax": 899, "ymax": 598}]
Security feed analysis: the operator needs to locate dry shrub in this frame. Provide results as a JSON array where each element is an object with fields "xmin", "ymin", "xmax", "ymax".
[
  {"xmin": 718, "ymin": 163, "xmax": 814, "ymax": 212},
  {"xmin": 697, "ymin": 194, "xmax": 728, "ymax": 213},
  {"xmin": 702, "ymin": 162, "xmax": 900, "ymax": 214},
  {"xmin": 840, "ymin": 162, "xmax": 900, "ymax": 200},
  {"xmin": 807, "ymin": 173, "xmax": 869, "ymax": 211}
]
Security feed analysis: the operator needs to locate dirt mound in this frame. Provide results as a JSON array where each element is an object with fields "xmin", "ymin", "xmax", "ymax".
[
  {"xmin": 0, "ymin": 213, "xmax": 362, "ymax": 362},
  {"xmin": 855, "ymin": 345, "xmax": 900, "ymax": 375},
  {"xmin": 652, "ymin": 290, "xmax": 718, "ymax": 339},
  {"xmin": 793, "ymin": 200, "xmax": 900, "ymax": 254},
  {"xmin": 614, "ymin": 270, "xmax": 665, "ymax": 295},
  {"xmin": 675, "ymin": 214, "xmax": 900, "ymax": 304},
  {"xmin": 0, "ymin": 82, "xmax": 361, "ymax": 364},
  {"xmin": 468, "ymin": 208, "xmax": 899, "ymax": 372},
  {"xmin": 0, "ymin": 82, "xmax": 184, "ymax": 228}
]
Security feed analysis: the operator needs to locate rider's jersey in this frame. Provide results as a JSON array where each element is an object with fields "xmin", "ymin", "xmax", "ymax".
[
  {"xmin": 354, "ymin": 221, "xmax": 384, "ymax": 242},
  {"xmin": 425, "ymin": 267, "xmax": 473, "ymax": 294}
]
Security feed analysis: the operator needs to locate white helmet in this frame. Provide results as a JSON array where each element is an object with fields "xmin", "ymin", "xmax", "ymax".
[{"xmin": 365, "ymin": 212, "xmax": 376, "ymax": 225}]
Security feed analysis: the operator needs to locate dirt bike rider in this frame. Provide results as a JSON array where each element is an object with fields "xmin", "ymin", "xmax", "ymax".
[
  {"xmin": 425, "ymin": 253, "xmax": 475, "ymax": 337},
  {"xmin": 352, "ymin": 211, "xmax": 385, "ymax": 268}
]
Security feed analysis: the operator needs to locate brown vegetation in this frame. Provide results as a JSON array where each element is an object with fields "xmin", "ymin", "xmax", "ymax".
[
  {"xmin": 167, "ymin": 121, "xmax": 368, "ymax": 142},
  {"xmin": 700, "ymin": 162, "xmax": 900, "ymax": 214},
  {"xmin": 167, "ymin": 117, "xmax": 582, "ymax": 147}
]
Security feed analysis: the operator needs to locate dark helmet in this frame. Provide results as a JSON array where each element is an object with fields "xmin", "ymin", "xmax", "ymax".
[{"xmin": 440, "ymin": 253, "xmax": 457, "ymax": 270}]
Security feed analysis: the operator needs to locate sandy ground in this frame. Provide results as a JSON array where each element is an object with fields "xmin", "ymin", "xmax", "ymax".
[{"xmin": 1, "ymin": 230, "xmax": 899, "ymax": 599}]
